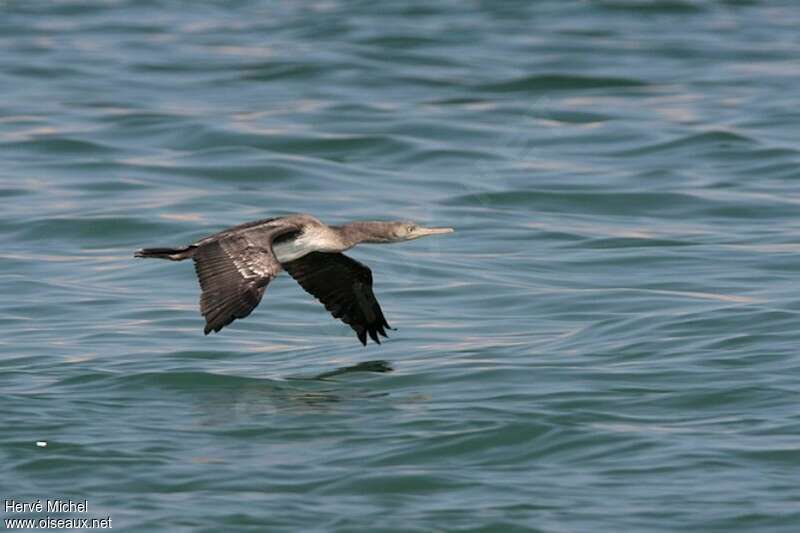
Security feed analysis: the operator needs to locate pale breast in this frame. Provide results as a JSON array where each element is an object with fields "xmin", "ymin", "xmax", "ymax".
[{"xmin": 273, "ymin": 226, "xmax": 341, "ymax": 263}]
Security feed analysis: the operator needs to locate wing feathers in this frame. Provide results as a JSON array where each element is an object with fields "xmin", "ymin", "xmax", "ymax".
[
  {"xmin": 192, "ymin": 230, "xmax": 289, "ymax": 334},
  {"xmin": 282, "ymin": 252, "xmax": 390, "ymax": 346}
]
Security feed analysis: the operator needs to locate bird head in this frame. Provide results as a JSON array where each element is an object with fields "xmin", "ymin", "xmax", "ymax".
[{"xmin": 389, "ymin": 221, "xmax": 455, "ymax": 242}]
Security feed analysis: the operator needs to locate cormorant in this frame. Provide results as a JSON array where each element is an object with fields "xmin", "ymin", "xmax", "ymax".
[{"xmin": 135, "ymin": 214, "xmax": 454, "ymax": 345}]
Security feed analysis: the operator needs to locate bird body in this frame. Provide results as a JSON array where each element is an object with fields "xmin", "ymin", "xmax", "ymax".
[{"xmin": 135, "ymin": 214, "xmax": 453, "ymax": 345}]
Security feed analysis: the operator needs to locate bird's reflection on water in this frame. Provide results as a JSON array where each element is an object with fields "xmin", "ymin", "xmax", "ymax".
[
  {"xmin": 288, "ymin": 359, "xmax": 394, "ymax": 381},
  {"xmin": 181, "ymin": 360, "xmax": 395, "ymax": 426}
]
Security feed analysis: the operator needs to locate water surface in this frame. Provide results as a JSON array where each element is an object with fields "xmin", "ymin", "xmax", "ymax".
[{"xmin": 2, "ymin": 1, "xmax": 800, "ymax": 531}]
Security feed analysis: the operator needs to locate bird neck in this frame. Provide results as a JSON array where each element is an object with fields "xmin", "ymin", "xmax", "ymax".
[{"xmin": 334, "ymin": 222, "xmax": 394, "ymax": 248}]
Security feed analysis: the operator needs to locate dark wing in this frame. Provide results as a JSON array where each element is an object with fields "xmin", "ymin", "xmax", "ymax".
[
  {"xmin": 282, "ymin": 252, "xmax": 391, "ymax": 346},
  {"xmin": 193, "ymin": 227, "xmax": 296, "ymax": 334}
]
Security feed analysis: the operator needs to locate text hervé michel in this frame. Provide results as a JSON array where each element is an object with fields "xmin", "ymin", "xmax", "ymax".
[{"xmin": 6, "ymin": 499, "xmax": 89, "ymax": 514}]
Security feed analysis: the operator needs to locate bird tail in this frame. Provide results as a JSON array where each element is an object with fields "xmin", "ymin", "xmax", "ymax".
[{"xmin": 134, "ymin": 245, "xmax": 196, "ymax": 261}]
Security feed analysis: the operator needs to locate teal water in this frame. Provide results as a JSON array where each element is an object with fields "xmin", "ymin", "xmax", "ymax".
[{"xmin": 2, "ymin": 1, "xmax": 800, "ymax": 531}]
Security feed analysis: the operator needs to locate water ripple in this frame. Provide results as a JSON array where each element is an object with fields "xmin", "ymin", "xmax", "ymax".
[{"xmin": 3, "ymin": 0, "xmax": 800, "ymax": 531}]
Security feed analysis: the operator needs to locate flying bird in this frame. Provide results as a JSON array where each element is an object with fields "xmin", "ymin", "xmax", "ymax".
[{"xmin": 135, "ymin": 214, "xmax": 454, "ymax": 345}]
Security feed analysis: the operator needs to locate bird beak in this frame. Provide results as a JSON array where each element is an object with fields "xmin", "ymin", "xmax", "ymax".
[{"xmin": 416, "ymin": 226, "xmax": 455, "ymax": 237}]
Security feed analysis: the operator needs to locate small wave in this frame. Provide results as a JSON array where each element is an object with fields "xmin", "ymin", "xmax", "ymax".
[
  {"xmin": 115, "ymin": 371, "xmax": 280, "ymax": 390},
  {"xmin": 3, "ymin": 137, "xmax": 119, "ymax": 155},
  {"xmin": 597, "ymin": 1, "xmax": 706, "ymax": 14},
  {"xmin": 7, "ymin": 65, "xmax": 87, "ymax": 79},
  {"xmin": 17, "ymin": 217, "xmax": 167, "ymax": 243},
  {"xmin": 615, "ymin": 130, "xmax": 756, "ymax": 157},
  {"xmin": 445, "ymin": 189, "xmax": 708, "ymax": 216},
  {"xmin": 479, "ymin": 74, "xmax": 647, "ymax": 93},
  {"xmin": 239, "ymin": 62, "xmax": 326, "ymax": 82},
  {"xmin": 53, "ymin": 369, "xmax": 284, "ymax": 393},
  {"xmin": 0, "ymin": 188, "xmax": 31, "ymax": 198}
]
